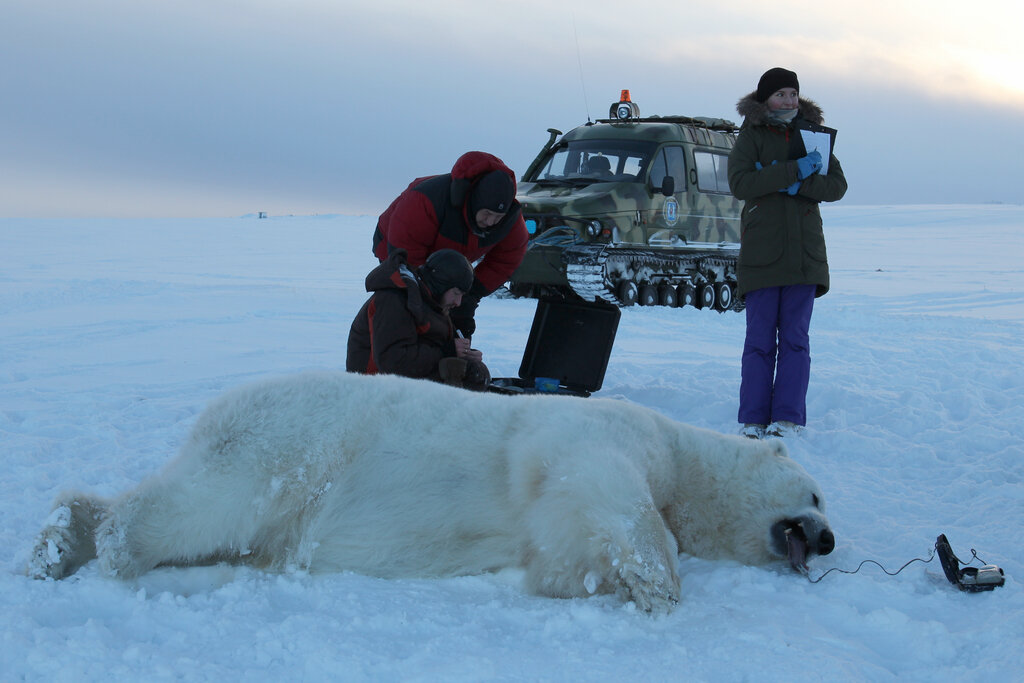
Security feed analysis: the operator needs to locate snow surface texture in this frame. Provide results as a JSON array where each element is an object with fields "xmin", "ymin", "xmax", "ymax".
[{"xmin": 2, "ymin": 205, "xmax": 1022, "ymax": 681}]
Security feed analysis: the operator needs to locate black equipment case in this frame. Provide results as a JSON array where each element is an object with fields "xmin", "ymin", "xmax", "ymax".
[{"xmin": 487, "ymin": 299, "xmax": 620, "ymax": 397}]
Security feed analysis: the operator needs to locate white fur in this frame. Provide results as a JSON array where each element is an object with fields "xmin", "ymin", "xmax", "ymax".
[{"xmin": 28, "ymin": 371, "xmax": 830, "ymax": 612}]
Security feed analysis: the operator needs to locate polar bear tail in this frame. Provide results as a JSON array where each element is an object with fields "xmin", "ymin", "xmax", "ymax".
[{"xmin": 26, "ymin": 493, "xmax": 109, "ymax": 580}]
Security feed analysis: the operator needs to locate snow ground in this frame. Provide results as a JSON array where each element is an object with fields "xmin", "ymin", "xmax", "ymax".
[{"xmin": 1, "ymin": 205, "xmax": 1022, "ymax": 681}]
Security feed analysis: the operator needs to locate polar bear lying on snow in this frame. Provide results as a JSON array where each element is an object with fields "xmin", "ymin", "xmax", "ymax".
[{"xmin": 28, "ymin": 371, "xmax": 834, "ymax": 612}]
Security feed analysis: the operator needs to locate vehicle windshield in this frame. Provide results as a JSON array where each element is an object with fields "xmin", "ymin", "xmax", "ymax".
[{"xmin": 527, "ymin": 139, "xmax": 657, "ymax": 185}]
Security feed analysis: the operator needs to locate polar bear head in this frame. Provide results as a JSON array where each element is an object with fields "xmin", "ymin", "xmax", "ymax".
[{"xmin": 664, "ymin": 437, "xmax": 834, "ymax": 570}]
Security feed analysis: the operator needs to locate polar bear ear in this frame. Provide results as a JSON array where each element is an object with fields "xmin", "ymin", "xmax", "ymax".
[{"xmin": 768, "ymin": 441, "xmax": 788, "ymax": 458}]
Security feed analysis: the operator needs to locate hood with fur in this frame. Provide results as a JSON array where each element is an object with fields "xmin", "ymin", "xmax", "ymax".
[
  {"xmin": 363, "ymin": 248, "xmax": 437, "ymax": 324},
  {"xmin": 736, "ymin": 92, "xmax": 825, "ymax": 128}
]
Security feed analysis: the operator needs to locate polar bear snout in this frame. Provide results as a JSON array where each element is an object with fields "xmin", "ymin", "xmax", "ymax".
[
  {"xmin": 771, "ymin": 515, "xmax": 835, "ymax": 563},
  {"xmin": 818, "ymin": 528, "xmax": 835, "ymax": 555}
]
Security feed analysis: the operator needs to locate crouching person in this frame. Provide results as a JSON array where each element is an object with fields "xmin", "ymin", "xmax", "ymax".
[{"xmin": 346, "ymin": 248, "xmax": 490, "ymax": 390}]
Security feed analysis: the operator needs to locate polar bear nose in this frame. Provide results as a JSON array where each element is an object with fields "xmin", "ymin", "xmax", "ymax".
[{"xmin": 818, "ymin": 529, "xmax": 835, "ymax": 556}]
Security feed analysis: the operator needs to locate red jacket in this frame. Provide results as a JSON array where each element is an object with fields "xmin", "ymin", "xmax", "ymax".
[{"xmin": 372, "ymin": 151, "xmax": 528, "ymax": 294}]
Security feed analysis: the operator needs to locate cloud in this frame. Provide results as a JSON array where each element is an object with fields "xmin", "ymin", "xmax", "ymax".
[{"xmin": 1, "ymin": 0, "xmax": 1022, "ymax": 217}]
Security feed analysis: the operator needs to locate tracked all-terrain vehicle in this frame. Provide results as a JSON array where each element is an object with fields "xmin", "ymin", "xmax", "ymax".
[{"xmin": 508, "ymin": 91, "xmax": 744, "ymax": 310}]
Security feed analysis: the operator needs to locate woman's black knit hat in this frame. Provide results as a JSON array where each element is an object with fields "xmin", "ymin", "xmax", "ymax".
[{"xmin": 756, "ymin": 67, "xmax": 800, "ymax": 103}]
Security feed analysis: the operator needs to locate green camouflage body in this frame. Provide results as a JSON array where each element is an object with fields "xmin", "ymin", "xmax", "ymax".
[{"xmin": 510, "ymin": 115, "xmax": 743, "ymax": 301}]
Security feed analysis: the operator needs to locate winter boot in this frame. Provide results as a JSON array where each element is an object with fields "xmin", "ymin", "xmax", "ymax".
[
  {"xmin": 438, "ymin": 357, "xmax": 468, "ymax": 387},
  {"xmin": 463, "ymin": 360, "xmax": 491, "ymax": 392},
  {"xmin": 740, "ymin": 423, "xmax": 766, "ymax": 439},
  {"xmin": 766, "ymin": 420, "xmax": 804, "ymax": 438}
]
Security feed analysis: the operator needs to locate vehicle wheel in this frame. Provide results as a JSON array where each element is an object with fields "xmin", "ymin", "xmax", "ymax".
[
  {"xmin": 715, "ymin": 281, "xmax": 733, "ymax": 311},
  {"xmin": 617, "ymin": 280, "xmax": 638, "ymax": 306},
  {"xmin": 659, "ymin": 284, "xmax": 678, "ymax": 307},
  {"xmin": 677, "ymin": 282, "xmax": 696, "ymax": 307},
  {"xmin": 697, "ymin": 283, "xmax": 715, "ymax": 310},
  {"xmin": 639, "ymin": 284, "xmax": 658, "ymax": 306}
]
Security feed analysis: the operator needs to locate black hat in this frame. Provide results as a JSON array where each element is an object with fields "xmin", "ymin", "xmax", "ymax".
[
  {"xmin": 418, "ymin": 249, "xmax": 474, "ymax": 299},
  {"xmin": 756, "ymin": 67, "xmax": 800, "ymax": 103},
  {"xmin": 468, "ymin": 170, "xmax": 515, "ymax": 215}
]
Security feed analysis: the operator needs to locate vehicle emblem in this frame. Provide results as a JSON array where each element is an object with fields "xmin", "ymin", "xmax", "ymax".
[{"xmin": 664, "ymin": 197, "xmax": 679, "ymax": 226}]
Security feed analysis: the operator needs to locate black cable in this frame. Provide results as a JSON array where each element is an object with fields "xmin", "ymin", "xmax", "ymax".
[
  {"xmin": 805, "ymin": 545, "xmax": 994, "ymax": 584},
  {"xmin": 805, "ymin": 549, "xmax": 934, "ymax": 583}
]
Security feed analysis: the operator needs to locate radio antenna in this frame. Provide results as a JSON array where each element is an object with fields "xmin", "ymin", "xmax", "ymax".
[{"xmin": 572, "ymin": 13, "xmax": 592, "ymax": 122}]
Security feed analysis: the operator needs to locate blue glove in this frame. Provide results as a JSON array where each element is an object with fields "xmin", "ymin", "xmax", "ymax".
[
  {"xmin": 796, "ymin": 150, "xmax": 822, "ymax": 180},
  {"xmin": 754, "ymin": 160, "xmax": 778, "ymax": 170}
]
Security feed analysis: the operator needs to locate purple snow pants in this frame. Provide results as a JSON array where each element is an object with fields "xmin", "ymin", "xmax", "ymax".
[{"xmin": 738, "ymin": 284, "xmax": 816, "ymax": 427}]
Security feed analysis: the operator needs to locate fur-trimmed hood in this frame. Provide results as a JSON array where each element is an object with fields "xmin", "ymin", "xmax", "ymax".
[
  {"xmin": 736, "ymin": 92, "xmax": 825, "ymax": 128},
  {"xmin": 363, "ymin": 248, "xmax": 438, "ymax": 324}
]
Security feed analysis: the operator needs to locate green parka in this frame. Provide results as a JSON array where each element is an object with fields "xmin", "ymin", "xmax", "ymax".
[{"xmin": 728, "ymin": 93, "xmax": 848, "ymax": 298}]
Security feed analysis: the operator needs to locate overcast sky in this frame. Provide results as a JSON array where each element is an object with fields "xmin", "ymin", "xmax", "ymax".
[{"xmin": 3, "ymin": 0, "xmax": 1022, "ymax": 217}]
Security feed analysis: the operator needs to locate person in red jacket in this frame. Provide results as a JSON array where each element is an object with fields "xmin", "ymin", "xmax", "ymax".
[{"xmin": 372, "ymin": 151, "xmax": 528, "ymax": 337}]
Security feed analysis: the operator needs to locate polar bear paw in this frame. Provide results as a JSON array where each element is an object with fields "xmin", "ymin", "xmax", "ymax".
[
  {"xmin": 27, "ymin": 506, "xmax": 76, "ymax": 580},
  {"xmin": 615, "ymin": 550, "xmax": 680, "ymax": 614}
]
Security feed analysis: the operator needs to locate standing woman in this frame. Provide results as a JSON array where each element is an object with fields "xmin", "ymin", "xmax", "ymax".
[{"xmin": 728, "ymin": 67, "xmax": 848, "ymax": 438}]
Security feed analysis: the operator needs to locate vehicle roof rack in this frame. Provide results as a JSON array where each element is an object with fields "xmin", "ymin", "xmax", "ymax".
[{"xmin": 594, "ymin": 115, "xmax": 738, "ymax": 132}]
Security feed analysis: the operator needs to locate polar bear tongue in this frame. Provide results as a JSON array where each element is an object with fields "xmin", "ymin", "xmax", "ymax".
[{"xmin": 787, "ymin": 531, "xmax": 809, "ymax": 574}]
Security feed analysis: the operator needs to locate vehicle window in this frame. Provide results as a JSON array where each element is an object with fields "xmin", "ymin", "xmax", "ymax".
[
  {"xmin": 649, "ymin": 151, "xmax": 667, "ymax": 189},
  {"xmin": 532, "ymin": 140, "xmax": 657, "ymax": 183},
  {"xmin": 665, "ymin": 146, "xmax": 685, "ymax": 187},
  {"xmin": 694, "ymin": 151, "xmax": 731, "ymax": 193},
  {"xmin": 649, "ymin": 146, "xmax": 687, "ymax": 191}
]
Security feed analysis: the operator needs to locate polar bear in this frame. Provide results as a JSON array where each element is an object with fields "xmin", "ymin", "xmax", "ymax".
[{"xmin": 28, "ymin": 371, "xmax": 834, "ymax": 612}]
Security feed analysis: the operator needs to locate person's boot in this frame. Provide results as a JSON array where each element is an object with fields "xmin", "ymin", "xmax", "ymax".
[
  {"xmin": 765, "ymin": 420, "xmax": 804, "ymax": 438},
  {"xmin": 739, "ymin": 423, "xmax": 766, "ymax": 439},
  {"xmin": 463, "ymin": 360, "xmax": 491, "ymax": 391},
  {"xmin": 438, "ymin": 357, "xmax": 467, "ymax": 387}
]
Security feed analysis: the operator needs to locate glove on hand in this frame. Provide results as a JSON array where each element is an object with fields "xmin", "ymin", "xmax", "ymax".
[
  {"xmin": 754, "ymin": 160, "xmax": 778, "ymax": 170},
  {"xmin": 796, "ymin": 150, "xmax": 822, "ymax": 180}
]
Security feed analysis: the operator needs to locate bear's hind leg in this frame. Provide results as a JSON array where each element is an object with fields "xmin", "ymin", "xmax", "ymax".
[
  {"xmin": 27, "ymin": 493, "xmax": 109, "ymax": 580},
  {"xmin": 95, "ymin": 468, "xmax": 269, "ymax": 579}
]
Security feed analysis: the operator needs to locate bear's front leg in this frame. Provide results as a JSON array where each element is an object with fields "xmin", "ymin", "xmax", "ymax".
[
  {"xmin": 520, "ymin": 458, "xmax": 680, "ymax": 612},
  {"xmin": 608, "ymin": 501, "xmax": 681, "ymax": 613}
]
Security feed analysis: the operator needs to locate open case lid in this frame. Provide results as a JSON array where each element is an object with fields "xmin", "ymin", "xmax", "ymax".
[{"xmin": 518, "ymin": 299, "xmax": 621, "ymax": 392}]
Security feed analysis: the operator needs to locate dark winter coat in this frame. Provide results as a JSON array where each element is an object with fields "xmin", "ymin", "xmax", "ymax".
[
  {"xmin": 372, "ymin": 151, "xmax": 529, "ymax": 296},
  {"xmin": 346, "ymin": 249, "xmax": 458, "ymax": 382},
  {"xmin": 728, "ymin": 93, "xmax": 848, "ymax": 298}
]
